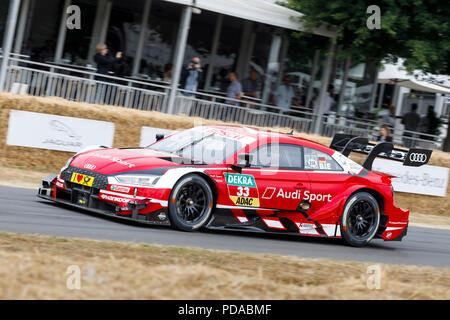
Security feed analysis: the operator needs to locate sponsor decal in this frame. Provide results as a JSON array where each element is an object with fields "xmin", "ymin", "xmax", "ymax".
[
  {"xmin": 56, "ymin": 181, "xmax": 65, "ymax": 188},
  {"xmin": 277, "ymin": 188, "xmax": 302, "ymax": 199},
  {"xmin": 303, "ymin": 190, "xmax": 332, "ymax": 202},
  {"xmin": 272, "ymin": 188, "xmax": 332, "ymax": 202},
  {"xmin": 110, "ymin": 185, "xmax": 131, "ymax": 193},
  {"xmin": 224, "ymin": 173, "xmax": 259, "ymax": 207},
  {"xmin": 84, "ymin": 164, "xmax": 96, "ymax": 170},
  {"xmin": 230, "ymin": 196, "xmax": 259, "ymax": 207},
  {"xmin": 262, "ymin": 187, "xmax": 276, "ymax": 199},
  {"xmin": 70, "ymin": 173, "xmax": 94, "ymax": 187},
  {"xmin": 408, "ymin": 153, "xmax": 427, "ymax": 163},
  {"xmin": 100, "ymin": 193, "xmax": 129, "ymax": 203},
  {"xmin": 224, "ymin": 173, "xmax": 256, "ymax": 187},
  {"xmin": 318, "ymin": 157, "xmax": 332, "ymax": 170},
  {"xmin": 90, "ymin": 153, "xmax": 136, "ymax": 168},
  {"xmin": 295, "ymin": 222, "xmax": 320, "ymax": 236}
]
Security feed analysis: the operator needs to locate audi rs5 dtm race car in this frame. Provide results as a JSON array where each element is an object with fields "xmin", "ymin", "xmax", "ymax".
[{"xmin": 37, "ymin": 125, "xmax": 432, "ymax": 247}]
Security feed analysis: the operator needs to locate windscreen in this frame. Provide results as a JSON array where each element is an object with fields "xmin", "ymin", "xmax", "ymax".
[{"xmin": 148, "ymin": 127, "xmax": 255, "ymax": 164}]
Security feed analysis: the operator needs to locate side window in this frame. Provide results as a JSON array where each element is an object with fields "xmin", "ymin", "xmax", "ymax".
[
  {"xmin": 250, "ymin": 144, "xmax": 303, "ymax": 169},
  {"xmin": 303, "ymin": 147, "xmax": 342, "ymax": 171}
]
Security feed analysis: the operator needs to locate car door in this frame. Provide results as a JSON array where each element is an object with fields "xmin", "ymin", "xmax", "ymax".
[
  {"xmin": 231, "ymin": 143, "xmax": 310, "ymax": 211},
  {"xmin": 302, "ymin": 146, "xmax": 349, "ymax": 218}
]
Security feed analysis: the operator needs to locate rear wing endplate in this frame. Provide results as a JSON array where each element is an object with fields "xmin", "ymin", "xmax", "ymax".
[{"xmin": 330, "ymin": 133, "xmax": 432, "ymax": 171}]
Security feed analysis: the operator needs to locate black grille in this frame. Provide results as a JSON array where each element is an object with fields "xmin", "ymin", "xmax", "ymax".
[{"xmin": 61, "ymin": 166, "xmax": 108, "ymax": 190}]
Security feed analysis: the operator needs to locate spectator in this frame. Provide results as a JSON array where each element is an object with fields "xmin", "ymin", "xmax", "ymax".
[
  {"xmin": 382, "ymin": 104, "xmax": 396, "ymax": 134},
  {"xmin": 377, "ymin": 124, "xmax": 393, "ymax": 143},
  {"xmin": 401, "ymin": 103, "xmax": 421, "ymax": 147},
  {"xmin": 93, "ymin": 43, "xmax": 122, "ymax": 81},
  {"xmin": 242, "ymin": 71, "xmax": 260, "ymax": 98},
  {"xmin": 313, "ymin": 84, "xmax": 334, "ymax": 116},
  {"xmin": 163, "ymin": 63, "xmax": 173, "ymax": 82},
  {"xmin": 420, "ymin": 105, "xmax": 443, "ymax": 141},
  {"xmin": 180, "ymin": 57, "xmax": 203, "ymax": 96},
  {"xmin": 271, "ymin": 76, "xmax": 299, "ymax": 113},
  {"xmin": 225, "ymin": 72, "xmax": 243, "ymax": 105}
]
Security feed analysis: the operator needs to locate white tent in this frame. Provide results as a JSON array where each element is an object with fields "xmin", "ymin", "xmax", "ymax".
[
  {"xmin": 349, "ymin": 60, "xmax": 450, "ymax": 94},
  {"xmin": 377, "ymin": 77, "xmax": 450, "ymax": 95}
]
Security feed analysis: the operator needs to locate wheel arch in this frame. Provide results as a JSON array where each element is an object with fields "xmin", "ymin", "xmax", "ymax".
[
  {"xmin": 189, "ymin": 172, "xmax": 219, "ymax": 208},
  {"xmin": 167, "ymin": 171, "xmax": 219, "ymax": 210},
  {"xmin": 352, "ymin": 188, "xmax": 385, "ymax": 214}
]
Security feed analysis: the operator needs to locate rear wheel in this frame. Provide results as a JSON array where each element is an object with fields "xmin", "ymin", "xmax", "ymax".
[
  {"xmin": 168, "ymin": 174, "xmax": 214, "ymax": 231},
  {"xmin": 340, "ymin": 192, "xmax": 380, "ymax": 247}
]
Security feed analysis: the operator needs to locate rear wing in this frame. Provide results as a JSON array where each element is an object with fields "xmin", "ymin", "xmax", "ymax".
[{"xmin": 330, "ymin": 133, "xmax": 432, "ymax": 171}]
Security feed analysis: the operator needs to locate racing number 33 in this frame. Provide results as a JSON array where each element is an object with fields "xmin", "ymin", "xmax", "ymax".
[{"xmin": 224, "ymin": 173, "xmax": 260, "ymax": 207}]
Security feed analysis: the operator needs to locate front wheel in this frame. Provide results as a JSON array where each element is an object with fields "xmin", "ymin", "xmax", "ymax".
[
  {"xmin": 168, "ymin": 174, "xmax": 214, "ymax": 231},
  {"xmin": 340, "ymin": 192, "xmax": 380, "ymax": 247}
]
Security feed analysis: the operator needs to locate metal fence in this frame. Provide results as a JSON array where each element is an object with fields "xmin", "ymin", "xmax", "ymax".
[{"xmin": 1, "ymin": 55, "xmax": 444, "ymax": 150}]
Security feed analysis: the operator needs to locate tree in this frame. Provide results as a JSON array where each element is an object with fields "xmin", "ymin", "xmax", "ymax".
[
  {"xmin": 286, "ymin": 0, "xmax": 450, "ymax": 75},
  {"xmin": 286, "ymin": 0, "xmax": 450, "ymax": 151}
]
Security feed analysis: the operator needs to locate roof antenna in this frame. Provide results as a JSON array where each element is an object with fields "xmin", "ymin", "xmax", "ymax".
[{"xmin": 287, "ymin": 130, "xmax": 294, "ymax": 136}]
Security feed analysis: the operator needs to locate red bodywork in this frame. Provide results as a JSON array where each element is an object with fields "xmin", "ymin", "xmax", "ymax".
[{"xmin": 42, "ymin": 125, "xmax": 409, "ymax": 241}]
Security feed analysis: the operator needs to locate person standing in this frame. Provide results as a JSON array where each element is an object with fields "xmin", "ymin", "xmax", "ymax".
[
  {"xmin": 420, "ymin": 105, "xmax": 443, "ymax": 141},
  {"xmin": 401, "ymin": 103, "xmax": 421, "ymax": 147},
  {"xmin": 242, "ymin": 71, "xmax": 260, "ymax": 98},
  {"xmin": 313, "ymin": 84, "xmax": 334, "ymax": 116},
  {"xmin": 93, "ymin": 43, "xmax": 122, "ymax": 81},
  {"xmin": 382, "ymin": 104, "xmax": 396, "ymax": 134},
  {"xmin": 163, "ymin": 63, "xmax": 173, "ymax": 82},
  {"xmin": 377, "ymin": 124, "xmax": 393, "ymax": 143},
  {"xmin": 180, "ymin": 57, "xmax": 203, "ymax": 96},
  {"xmin": 225, "ymin": 72, "xmax": 243, "ymax": 105},
  {"xmin": 271, "ymin": 76, "xmax": 299, "ymax": 114}
]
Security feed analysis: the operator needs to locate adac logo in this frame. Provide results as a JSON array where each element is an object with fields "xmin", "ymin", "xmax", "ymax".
[{"xmin": 224, "ymin": 173, "xmax": 256, "ymax": 188}]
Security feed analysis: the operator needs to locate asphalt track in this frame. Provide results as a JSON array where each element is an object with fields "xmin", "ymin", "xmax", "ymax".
[{"xmin": 0, "ymin": 186, "xmax": 449, "ymax": 268}]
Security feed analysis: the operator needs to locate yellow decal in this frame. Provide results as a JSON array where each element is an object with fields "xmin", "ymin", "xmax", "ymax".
[
  {"xmin": 229, "ymin": 196, "xmax": 260, "ymax": 207},
  {"xmin": 70, "ymin": 172, "xmax": 95, "ymax": 187}
]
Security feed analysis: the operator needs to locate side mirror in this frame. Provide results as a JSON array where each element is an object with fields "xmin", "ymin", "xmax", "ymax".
[
  {"xmin": 155, "ymin": 133, "xmax": 165, "ymax": 141},
  {"xmin": 230, "ymin": 153, "xmax": 253, "ymax": 173},
  {"xmin": 237, "ymin": 153, "xmax": 252, "ymax": 168}
]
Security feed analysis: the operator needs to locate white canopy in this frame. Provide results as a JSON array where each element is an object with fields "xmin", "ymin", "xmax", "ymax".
[
  {"xmin": 163, "ymin": 0, "xmax": 335, "ymax": 37},
  {"xmin": 349, "ymin": 60, "xmax": 450, "ymax": 94},
  {"xmin": 379, "ymin": 78, "xmax": 450, "ymax": 95}
]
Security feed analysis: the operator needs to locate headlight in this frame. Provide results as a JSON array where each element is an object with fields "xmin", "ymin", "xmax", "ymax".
[{"xmin": 110, "ymin": 175, "xmax": 160, "ymax": 187}]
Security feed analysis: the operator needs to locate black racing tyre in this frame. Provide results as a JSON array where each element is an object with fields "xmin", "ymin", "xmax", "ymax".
[
  {"xmin": 340, "ymin": 192, "xmax": 380, "ymax": 247},
  {"xmin": 168, "ymin": 174, "xmax": 214, "ymax": 231}
]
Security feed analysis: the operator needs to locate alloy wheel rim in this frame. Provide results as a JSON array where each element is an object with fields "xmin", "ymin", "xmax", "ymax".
[
  {"xmin": 175, "ymin": 182, "xmax": 207, "ymax": 224},
  {"xmin": 347, "ymin": 200, "xmax": 376, "ymax": 239}
]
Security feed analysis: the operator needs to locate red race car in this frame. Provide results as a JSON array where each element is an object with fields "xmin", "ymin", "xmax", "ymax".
[{"xmin": 37, "ymin": 125, "xmax": 432, "ymax": 246}]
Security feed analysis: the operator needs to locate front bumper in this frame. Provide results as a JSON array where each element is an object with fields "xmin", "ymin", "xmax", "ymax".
[{"xmin": 37, "ymin": 175, "xmax": 170, "ymax": 226}]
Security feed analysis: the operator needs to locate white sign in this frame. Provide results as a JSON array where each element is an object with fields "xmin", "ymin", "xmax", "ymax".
[
  {"xmin": 7, "ymin": 110, "xmax": 115, "ymax": 153},
  {"xmin": 372, "ymin": 158, "xmax": 449, "ymax": 197},
  {"xmin": 139, "ymin": 126, "xmax": 175, "ymax": 147}
]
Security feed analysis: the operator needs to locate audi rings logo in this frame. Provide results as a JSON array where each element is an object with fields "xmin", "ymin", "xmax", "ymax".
[{"xmin": 409, "ymin": 153, "xmax": 427, "ymax": 163}]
